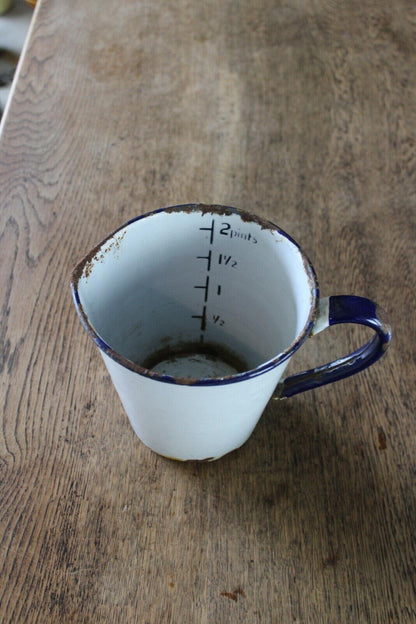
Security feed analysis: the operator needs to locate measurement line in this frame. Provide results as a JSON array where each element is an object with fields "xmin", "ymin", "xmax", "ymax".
[
  {"xmin": 192, "ymin": 306, "xmax": 206, "ymax": 331},
  {"xmin": 197, "ymin": 250, "xmax": 212, "ymax": 271},
  {"xmin": 199, "ymin": 219, "xmax": 215, "ymax": 245},
  {"xmin": 217, "ymin": 285, "xmax": 222, "ymax": 295},
  {"xmin": 194, "ymin": 276, "xmax": 209, "ymax": 302}
]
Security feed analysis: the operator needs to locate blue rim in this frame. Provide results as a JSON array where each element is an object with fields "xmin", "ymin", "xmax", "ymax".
[{"xmin": 70, "ymin": 204, "xmax": 320, "ymax": 386}]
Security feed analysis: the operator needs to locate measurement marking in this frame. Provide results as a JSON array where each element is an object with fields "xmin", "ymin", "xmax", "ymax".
[
  {"xmin": 199, "ymin": 219, "xmax": 215, "ymax": 245},
  {"xmin": 219, "ymin": 221, "xmax": 257, "ymax": 244},
  {"xmin": 217, "ymin": 285, "xmax": 222, "ymax": 295},
  {"xmin": 192, "ymin": 305, "xmax": 206, "ymax": 331},
  {"xmin": 219, "ymin": 253, "xmax": 236, "ymax": 267},
  {"xmin": 212, "ymin": 314, "xmax": 225, "ymax": 326},
  {"xmin": 194, "ymin": 276, "xmax": 209, "ymax": 302},
  {"xmin": 197, "ymin": 250, "xmax": 212, "ymax": 271},
  {"xmin": 195, "ymin": 219, "xmax": 216, "ymax": 335}
]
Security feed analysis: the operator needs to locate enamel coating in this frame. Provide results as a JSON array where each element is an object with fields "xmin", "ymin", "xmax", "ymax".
[{"xmin": 71, "ymin": 204, "xmax": 391, "ymax": 460}]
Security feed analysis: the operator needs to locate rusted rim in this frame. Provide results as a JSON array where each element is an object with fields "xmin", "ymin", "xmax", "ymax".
[{"xmin": 70, "ymin": 204, "xmax": 319, "ymax": 386}]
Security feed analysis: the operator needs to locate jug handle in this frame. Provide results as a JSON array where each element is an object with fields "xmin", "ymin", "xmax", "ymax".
[{"xmin": 274, "ymin": 295, "xmax": 392, "ymax": 399}]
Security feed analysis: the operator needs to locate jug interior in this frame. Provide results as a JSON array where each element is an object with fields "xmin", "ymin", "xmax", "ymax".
[{"xmin": 74, "ymin": 208, "xmax": 316, "ymax": 378}]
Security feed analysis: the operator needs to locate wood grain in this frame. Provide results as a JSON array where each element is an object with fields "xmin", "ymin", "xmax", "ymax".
[{"xmin": 1, "ymin": 0, "xmax": 415, "ymax": 622}]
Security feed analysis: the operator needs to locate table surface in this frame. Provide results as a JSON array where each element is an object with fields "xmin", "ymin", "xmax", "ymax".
[{"xmin": 1, "ymin": 1, "xmax": 415, "ymax": 622}]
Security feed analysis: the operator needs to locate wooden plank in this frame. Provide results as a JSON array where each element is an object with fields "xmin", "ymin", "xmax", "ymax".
[{"xmin": 0, "ymin": 0, "xmax": 415, "ymax": 621}]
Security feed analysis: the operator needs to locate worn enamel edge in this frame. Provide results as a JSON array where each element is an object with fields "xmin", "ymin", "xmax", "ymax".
[{"xmin": 311, "ymin": 297, "xmax": 330, "ymax": 336}]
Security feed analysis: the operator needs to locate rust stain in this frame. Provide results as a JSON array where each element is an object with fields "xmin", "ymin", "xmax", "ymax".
[
  {"xmin": 377, "ymin": 426, "xmax": 387, "ymax": 451},
  {"xmin": 163, "ymin": 203, "xmax": 278, "ymax": 231},
  {"xmin": 72, "ymin": 229, "xmax": 127, "ymax": 283},
  {"xmin": 140, "ymin": 340, "xmax": 248, "ymax": 379},
  {"xmin": 221, "ymin": 591, "xmax": 238, "ymax": 602},
  {"xmin": 220, "ymin": 587, "xmax": 246, "ymax": 601}
]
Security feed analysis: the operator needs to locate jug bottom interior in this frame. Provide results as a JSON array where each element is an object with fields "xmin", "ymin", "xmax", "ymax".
[{"xmin": 139, "ymin": 340, "xmax": 249, "ymax": 379}]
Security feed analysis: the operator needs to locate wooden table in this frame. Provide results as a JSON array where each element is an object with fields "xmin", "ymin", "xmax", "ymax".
[{"xmin": 1, "ymin": 1, "xmax": 415, "ymax": 621}]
